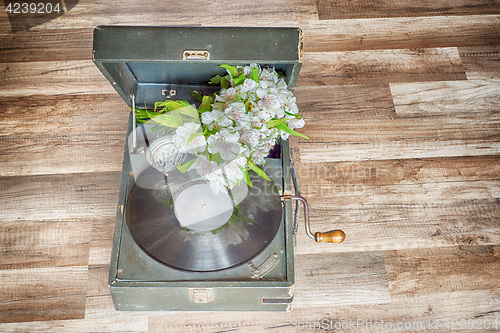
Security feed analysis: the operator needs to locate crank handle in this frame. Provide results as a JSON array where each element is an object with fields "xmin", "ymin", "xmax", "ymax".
[{"xmin": 281, "ymin": 195, "xmax": 346, "ymax": 244}]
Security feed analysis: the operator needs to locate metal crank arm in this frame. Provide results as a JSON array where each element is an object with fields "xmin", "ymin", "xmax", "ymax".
[
  {"xmin": 287, "ymin": 160, "xmax": 345, "ymax": 244},
  {"xmin": 281, "ymin": 195, "xmax": 346, "ymax": 243}
]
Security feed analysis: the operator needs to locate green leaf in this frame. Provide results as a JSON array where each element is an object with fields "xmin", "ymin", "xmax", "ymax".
[
  {"xmin": 284, "ymin": 110, "xmax": 301, "ymax": 118},
  {"xmin": 154, "ymin": 101, "xmax": 164, "ymax": 112},
  {"xmin": 209, "ymin": 75, "xmax": 223, "ymax": 85},
  {"xmin": 221, "ymin": 76, "xmax": 230, "ymax": 89},
  {"xmin": 176, "ymin": 105, "xmax": 199, "ymax": 119},
  {"xmin": 147, "ymin": 110, "xmax": 183, "ymax": 128},
  {"xmin": 187, "ymin": 132, "xmax": 203, "ymax": 144},
  {"xmin": 198, "ymin": 95, "xmax": 212, "ymax": 112},
  {"xmin": 266, "ymin": 118, "xmax": 289, "ymax": 128},
  {"xmin": 243, "ymin": 169, "xmax": 252, "ymax": 187},
  {"xmin": 234, "ymin": 73, "xmax": 246, "ymax": 85},
  {"xmin": 276, "ymin": 123, "xmax": 309, "ymax": 140},
  {"xmin": 189, "ymin": 89, "xmax": 203, "ymax": 101},
  {"xmin": 177, "ymin": 158, "xmax": 195, "ymax": 173},
  {"xmin": 251, "ymin": 67, "xmax": 259, "ymax": 82},
  {"xmin": 248, "ymin": 162, "xmax": 270, "ymax": 181},
  {"xmin": 209, "ymin": 153, "xmax": 222, "ymax": 165},
  {"xmin": 218, "ymin": 64, "xmax": 239, "ymax": 78}
]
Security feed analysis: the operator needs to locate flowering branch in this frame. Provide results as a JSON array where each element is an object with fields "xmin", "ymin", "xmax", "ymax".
[{"xmin": 143, "ymin": 64, "xmax": 307, "ymax": 193}]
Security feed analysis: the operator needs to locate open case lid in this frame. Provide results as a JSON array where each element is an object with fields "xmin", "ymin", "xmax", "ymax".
[{"xmin": 92, "ymin": 26, "xmax": 303, "ymax": 108}]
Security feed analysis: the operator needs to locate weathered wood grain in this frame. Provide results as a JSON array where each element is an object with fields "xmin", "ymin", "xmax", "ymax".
[
  {"xmin": 0, "ymin": 133, "xmax": 125, "ymax": 176},
  {"xmin": 299, "ymin": 139, "xmax": 500, "ymax": 162},
  {"xmin": 294, "ymin": 155, "xmax": 500, "ymax": 186},
  {"xmin": 147, "ymin": 290, "xmax": 500, "ymax": 332},
  {"xmin": 301, "ymin": 117, "xmax": 500, "ymax": 143},
  {"xmin": 0, "ymin": 94, "xmax": 129, "ymax": 136},
  {"xmin": 316, "ymin": 0, "xmax": 500, "ymax": 20},
  {"xmin": 302, "ymin": 15, "xmax": 500, "ymax": 52},
  {"xmin": 292, "ymin": 156, "xmax": 500, "ymax": 254},
  {"xmin": 0, "ymin": 28, "xmax": 94, "ymax": 62},
  {"xmin": 0, "ymin": 172, "xmax": 121, "ymax": 222},
  {"xmin": 302, "ymin": 180, "xmax": 500, "ymax": 208},
  {"xmin": 1, "ymin": 0, "xmax": 500, "ymax": 330},
  {"xmin": 294, "ymin": 251, "xmax": 391, "ymax": 307},
  {"xmin": 0, "ymin": 294, "xmax": 149, "ymax": 332},
  {"xmin": 0, "ymin": 219, "xmax": 91, "ymax": 270},
  {"xmin": 1, "ymin": 0, "xmax": 317, "ymax": 32},
  {"xmin": 297, "ymin": 48, "xmax": 467, "ymax": 86},
  {"xmin": 294, "ymin": 84, "xmax": 396, "ymax": 121},
  {"xmin": 390, "ymin": 79, "xmax": 500, "ymax": 115},
  {"xmin": 294, "ymin": 197, "xmax": 500, "ymax": 255},
  {"xmin": 88, "ymin": 217, "xmax": 115, "ymax": 266},
  {"xmin": 0, "ymin": 266, "xmax": 88, "ymax": 323},
  {"xmin": 385, "ymin": 245, "xmax": 500, "ymax": 299},
  {"xmin": 460, "ymin": 45, "xmax": 500, "ymax": 80},
  {"xmin": 0, "ymin": 60, "xmax": 115, "ymax": 97}
]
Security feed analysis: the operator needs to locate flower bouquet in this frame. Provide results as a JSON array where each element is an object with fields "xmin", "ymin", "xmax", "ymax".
[{"xmin": 136, "ymin": 63, "xmax": 307, "ymax": 194}]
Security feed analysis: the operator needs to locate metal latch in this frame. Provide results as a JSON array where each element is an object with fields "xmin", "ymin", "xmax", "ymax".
[
  {"xmin": 189, "ymin": 288, "xmax": 213, "ymax": 303},
  {"xmin": 162, "ymin": 89, "xmax": 176, "ymax": 99},
  {"xmin": 183, "ymin": 50, "xmax": 210, "ymax": 60}
]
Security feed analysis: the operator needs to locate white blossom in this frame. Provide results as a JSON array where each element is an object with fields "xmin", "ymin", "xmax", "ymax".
[
  {"xmin": 172, "ymin": 122, "xmax": 207, "ymax": 154},
  {"xmin": 207, "ymin": 133, "xmax": 240, "ymax": 161},
  {"xmin": 165, "ymin": 64, "xmax": 305, "ymax": 193},
  {"xmin": 223, "ymin": 156, "xmax": 247, "ymax": 188}
]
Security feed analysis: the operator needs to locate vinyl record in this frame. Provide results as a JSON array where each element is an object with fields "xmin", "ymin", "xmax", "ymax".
[{"xmin": 125, "ymin": 166, "xmax": 283, "ymax": 272}]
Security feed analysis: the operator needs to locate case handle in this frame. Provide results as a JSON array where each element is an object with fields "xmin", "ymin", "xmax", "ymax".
[
  {"xmin": 281, "ymin": 195, "xmax": 346, "ymax": 244},
  {"xmin": 182, "ymin": 50, "xmax": 210, "ymax": 60}
]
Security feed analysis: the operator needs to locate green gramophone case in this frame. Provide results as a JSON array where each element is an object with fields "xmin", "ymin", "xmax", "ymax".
[{"xmin": 93, "ymin": 26, "xmax": 303, "ymax": 311}]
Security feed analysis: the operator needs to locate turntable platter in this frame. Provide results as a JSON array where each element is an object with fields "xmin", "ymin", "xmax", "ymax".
[{"xmin": 125, "ymin": 167, "xmax": 283, "ymax": 272}]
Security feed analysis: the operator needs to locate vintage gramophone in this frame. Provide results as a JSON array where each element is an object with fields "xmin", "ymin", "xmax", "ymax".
[{"xmin": 93, "ymin": 26, "xmax": 345, "ymax": 311}]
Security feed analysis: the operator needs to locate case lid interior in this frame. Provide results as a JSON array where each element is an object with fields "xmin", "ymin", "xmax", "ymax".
[{"xmin": 93, "ymin": 26, "xmax": 303, "ymax": 108}]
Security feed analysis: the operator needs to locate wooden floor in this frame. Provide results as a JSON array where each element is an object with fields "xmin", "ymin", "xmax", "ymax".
[{"xmin": 1, "ymin": 0, "xmax": 500, "ymax": 332}]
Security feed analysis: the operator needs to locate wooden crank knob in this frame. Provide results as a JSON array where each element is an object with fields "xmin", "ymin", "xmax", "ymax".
[{"xmin": 314, "ymin": 230, "xmax": 346, "ymax": 243}]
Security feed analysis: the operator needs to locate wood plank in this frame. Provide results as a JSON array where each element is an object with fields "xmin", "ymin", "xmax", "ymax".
[
  {"xmin": 0, "ymin": 28, "xmax": 93, "ymax": 62},
  {"xmin": 0, "ymin": 266, "xmax": 88, "ymax": 323},
  {"xmin": 460, "ymin": 45, "xmax": 500, "ymax": 80},
  {"xmin": 88, "ymin": 217, "xmax": 115, "ymax": 266},
  {"xmin": 294, "ymin": 196, "xmax": 500, "ymax": 255},
  {"xmin": 303, "ymin": 15, "xmax": 500, "ymax": 52},
  {"xmin": 302, "ymin": 180, "xmax": 500, "ymax": 207},
  {"xmin": 4, "ymin": 16, "xmax": 498, "ymax": 61},
  {"xmin": 84, "ymin": 296, "xmax": 149, "ymax": 330},
  {"xmin": 390, "ymin": 79, "xmax": 500, "ymax": 116},
  {"xmin": 316, "ymin": 0, "xmax": 500, "ymax": 20},
  {"xmin": 1, "ymin": 0, "xmax": 318, "ymax": 31},
  {"xmin": 0, "ymin": 219, "xmax": 91, "ymax": 270},
  {"xmin": 297, "ymin": 48, "xmax": 467, "ymax": 86},
  {"xmin": 384, "ymin": 245, "xmax": 500, "ymax": 299},
  {"xmin": 0, "ymin": 295, "xmax": 148, "ymax": 332},
  {"xmin": 147, "ymin": 290, "xmax": 500, "ymax": 332},
  {"xmin": 0, "ymin": 60, "xmax": 115, "ymax": 97},
  {"xmin": 294, "ymin": 84, "xmax": 396, "ymax": 121},
  {"xmin": 0, "ymin": 94, "xmax": 129, "ymax": 136},
  {"xmin": 0, "ymin": 133, "xmax": 125, "ymax": 176},
  {"xmin": 0, "ymin": 172, "xmax": 121, "ymax": 222},
  {"xmin": 294, "ymin": 156, "xmax": 500, "ymax": 186},
  {"xmin": 294, "ymin": 251, "xmax": 391, "ymax": 307},
  {"xmin": 300, "ymin": 117, "xmax": 500, "ymax": 143},
  {"xmin": 299, "ymin": 140, "xmax": 500, "ymax": 162},
  {"xmin": 292, "ymin": 155, "xmax": 500, "ymax": 254}
]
